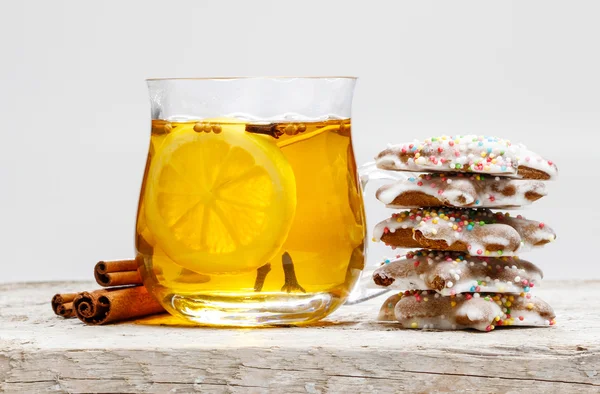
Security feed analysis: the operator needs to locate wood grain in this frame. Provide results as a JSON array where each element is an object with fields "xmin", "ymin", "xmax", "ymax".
[{"xmin": 1, "ymin": 281, "xmax": 599, "ymax": 393}]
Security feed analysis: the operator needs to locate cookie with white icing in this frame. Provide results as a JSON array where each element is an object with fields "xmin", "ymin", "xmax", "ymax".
[
  {"xmin": 373, "ymin": 250, "xmax": 542, "ymax": 295},
  {"xmin": 376, "ymin": 173, "xmax": 547, "ymax": 209},
  {"xmin": 378, "ymin": 291, "xmax": 556, "ymax": 331},
  {"xmin": 375, "ymin": 135, "xmax": 558, "ymax": 180},
  {"xmin": 373, "ymin": 208, "xmax": 556, "ymax": 256}
]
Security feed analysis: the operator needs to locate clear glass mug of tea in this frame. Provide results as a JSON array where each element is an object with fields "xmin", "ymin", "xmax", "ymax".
[{"xmin": 136, "ymin": 77, "xmax": 367, "ymax": 326}]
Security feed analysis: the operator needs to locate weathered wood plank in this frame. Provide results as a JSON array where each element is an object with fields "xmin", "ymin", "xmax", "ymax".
[{"xmin": 1, "ymin": 281, "xmax": 599, "ymax": 393}]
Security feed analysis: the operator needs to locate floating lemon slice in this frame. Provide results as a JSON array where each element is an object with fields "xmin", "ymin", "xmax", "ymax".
[{"xmin": 144, "ymin": 120, "xmax": 296, "ymax": 274}]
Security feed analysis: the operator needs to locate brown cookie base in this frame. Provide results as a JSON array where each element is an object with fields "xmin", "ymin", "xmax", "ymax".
[
  {"xmin": 379, "ymin": 228, "xmax": 422, "ymax": 249},
  {"xmin": 387, "ymin": 191, "xmax": 447, "ymax": 208},
  {"xmin": 373, "ymin": 274, "xmax": 395, "ymax": 287},
  {"xmin": 380, "ymin": 227, "xmax": 521, "ymax": 254},
  {"xmin": 517, "ymin": 166, "xmax": 551, "ymax": 180}
]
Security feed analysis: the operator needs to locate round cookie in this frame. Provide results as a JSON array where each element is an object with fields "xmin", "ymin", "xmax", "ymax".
[
  {"xmin": 373, "ymin": 250, "xmax": 542, "ymax": 296},
  {"xmin": 373, "ymin": 208, "xmax": 556, "ymax": 256},
  {"xmin": 376, "ymin": 173, "xmax": 547, "ymax": 209},
  {"xmin": 378, "ymin": 290, "xmax": 556, "ymax": 331},
  {"xmin": 375, "ymin": 135, "xmax": 558, "ymax": 180}
]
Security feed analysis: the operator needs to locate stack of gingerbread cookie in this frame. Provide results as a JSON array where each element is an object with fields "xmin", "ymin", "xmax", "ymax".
[{"xmin": 371, "ymin": 135, "xmax": 558, "ymax": 331}]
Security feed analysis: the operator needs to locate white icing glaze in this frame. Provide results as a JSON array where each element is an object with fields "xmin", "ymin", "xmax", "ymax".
[
  {"xmin": 375, "ymin": 135, "xmax": 558, "ymax": 179},
  {"xmin": 372, "ymin": 208, "xmax": 556, "ymax": 256},
  {"xmin": 376, "ymin": 174, "xmax": 547, "ymax": 209},
  {"xmin": 510, "ymin": 310, "xmax": 553, "ymax": 326},
  {"xmin": 372, "ymin": 250, "xmax": 542, "ymax": 296},
  {"xmin": 455, "ymin": 300, "xmax": 497, "ymax": 331}
]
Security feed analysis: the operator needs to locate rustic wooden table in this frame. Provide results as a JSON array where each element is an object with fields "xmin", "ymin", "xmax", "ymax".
[{"xmin": 1, "ymin": 281, "xmax": 599, "ymax": 393}]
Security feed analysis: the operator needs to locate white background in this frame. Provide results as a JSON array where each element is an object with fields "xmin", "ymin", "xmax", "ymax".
[{"xmin": 1, "ymin": 1, "xmax": 598, "ymax": 283}]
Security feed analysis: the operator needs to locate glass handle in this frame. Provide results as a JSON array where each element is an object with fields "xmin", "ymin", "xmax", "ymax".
[
  {"xmin": 345, "ymin": 162, "xmax": 408, "ymax": 305},
  {"xmin": 358, "ymin": 161, "xmax": 407, "ymax": 189}
]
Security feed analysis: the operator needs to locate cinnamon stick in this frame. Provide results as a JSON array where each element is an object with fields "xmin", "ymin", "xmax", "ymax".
[
  {"xmin": 73, "ymin": 286, "xmax": 165, "ymax": 325},
  {"xmin": 51, "ymin": 293, "xmax": 77, "ymax": 318},
  {"xmin": 94, "ymin": 259, "xmax": 142, "ymax": 287}
]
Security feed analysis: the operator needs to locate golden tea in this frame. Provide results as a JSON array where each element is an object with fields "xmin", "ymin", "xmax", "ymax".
[{"xmin": 136, "ymin": 118, "xmax": 366, "ymax": 325}]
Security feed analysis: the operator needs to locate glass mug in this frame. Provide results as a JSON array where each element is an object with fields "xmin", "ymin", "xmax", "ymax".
[{"xmin": 136, "ymin": 77, "xmax": 369, "ymax": 326}]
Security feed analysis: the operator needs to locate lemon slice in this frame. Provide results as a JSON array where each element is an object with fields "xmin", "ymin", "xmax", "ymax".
[{"xmin": 144, "ymin": 121, "xmax": 296, "ymax": 274}]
